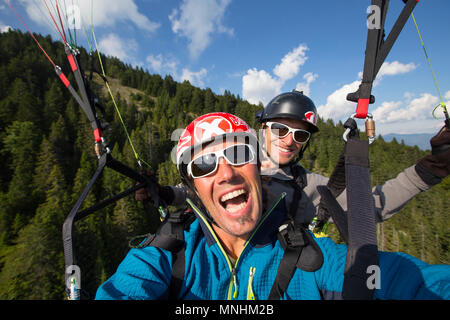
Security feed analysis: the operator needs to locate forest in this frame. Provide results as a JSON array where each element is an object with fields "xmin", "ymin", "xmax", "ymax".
[{"xmin": 0, "ymin": 30, "xmax": 448, "ymax": 299}]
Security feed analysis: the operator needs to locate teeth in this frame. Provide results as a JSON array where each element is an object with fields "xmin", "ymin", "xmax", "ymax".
[
  {"xmin": 225, "ymin": 202, "xmax": 246, "ymax": 213},
  {"xmin": 279, "ymin": 147, "xmax": 292, "ymax": 153},
  {"xmin": 220, "ymin": 189, "xmax": 246, "ymax": 203}
]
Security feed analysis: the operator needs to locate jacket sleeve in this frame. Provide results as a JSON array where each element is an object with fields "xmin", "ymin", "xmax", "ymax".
[
  {"xmin": 315, "ymin": 237, "xmax": 450, "ymax": 300},
  {"xmin": 375, "ymin": 251, "xmax": 450, "ymax": 300},
  {"xmin": 370, "ymin": 165, "xmax": 431, "ymax": 222},
  {"xmin": 306, "ymin": 165, "xmax": 431, "ymax": 222},
  {"xmin": 95, "ymin": 247, "xmax": 172, "ymax": 300}
]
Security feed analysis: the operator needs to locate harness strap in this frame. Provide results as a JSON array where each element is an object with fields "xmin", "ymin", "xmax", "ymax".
[
  {"xmin": 316, "ymin": 118, "xmax": 356, "ymax": 234},
  {"xmin": 287, "ymin": 164, "xmax": 306, "ymax": 220},
  {"xmin": 268, "ymin": 220, "xmax": 323, "ymax": 299},
  {"xmin": 268, "ymin": 246, "xmax": 303, "ymax": 300},
  {"xmin": 316, "ymin": 185, "xmax": 348, "ymax": 243},
  {"xmin": 347, "ymin": 0, "xmax": 419, "ymax": 118},
  {"xmin": 342, "ymin": 135, "xmax": 378, "ymax": 300}
]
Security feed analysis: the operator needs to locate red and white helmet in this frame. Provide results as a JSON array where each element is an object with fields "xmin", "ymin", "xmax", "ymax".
[{"xmin": 176, "ymin": 112, "xmax": 258, "ymax": 179}]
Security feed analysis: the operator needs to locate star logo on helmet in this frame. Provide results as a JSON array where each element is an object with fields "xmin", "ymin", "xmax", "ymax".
[
  {"xmin": 194, "ymin": 116, "xmax": 233, "ymax": 142},
  {"xmin": 304, "ymin": 111, "xmax": 317, "ymax": 125}
]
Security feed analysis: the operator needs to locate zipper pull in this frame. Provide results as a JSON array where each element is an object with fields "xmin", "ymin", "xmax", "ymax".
[
  {"xmin": 247, "ymin": 267, "xmax": 256, "ymax": 300},
  {"xmin": 232, "ymin": 269, "xmax": 238, "ymax": 299}
]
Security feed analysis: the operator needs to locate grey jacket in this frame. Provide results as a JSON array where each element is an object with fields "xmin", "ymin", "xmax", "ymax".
[{"xmin": 169, "ymin": 164, "xmax": 431, "ymax": 225}]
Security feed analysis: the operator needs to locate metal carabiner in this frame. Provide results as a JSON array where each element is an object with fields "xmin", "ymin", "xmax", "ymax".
[
  {"xmin": 342, "ymin": 114, "xmax": 356, "ymax": 142},
  {"xmin": 365, "ymin": 113, "xmax": 376, "ymax": 144},
  {"xmin": 343, "ymin": 113, "xmax": 375, "ymax": 144}
]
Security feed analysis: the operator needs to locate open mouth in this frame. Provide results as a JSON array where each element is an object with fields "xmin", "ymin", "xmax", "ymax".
[{"xmin": 219, "ymin": 188, "xmax": 249, "ymax": 213}]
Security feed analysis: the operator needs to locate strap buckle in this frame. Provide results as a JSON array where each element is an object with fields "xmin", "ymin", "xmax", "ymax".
[{"xmin": 278, "ymin": 221, "xmax": 308, "ymax": 249}]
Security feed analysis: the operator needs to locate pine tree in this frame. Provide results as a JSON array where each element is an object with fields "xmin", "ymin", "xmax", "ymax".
[
  {"xmin": 2, "ymin": 121, "xmax": 41, "ymax": 236},
  {"xmin": 0, "ymin": 165, "xmax": 68, "ymax": 299}
]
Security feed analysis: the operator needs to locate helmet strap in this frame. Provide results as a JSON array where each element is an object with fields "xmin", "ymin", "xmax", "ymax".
[{"xmin": 183, "ymin": 176, "xmax": 219, "ymax": 227}]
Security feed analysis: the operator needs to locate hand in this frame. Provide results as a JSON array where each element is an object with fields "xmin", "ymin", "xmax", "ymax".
[
  {"xmin": 415, "ymin": 126, "xmax": 450, "ymax": 184},
  {"xmin": 135, "ymin": 170, "xmax": 174, "ymax": 205},
  {"xmin": 135, "ymin": 170, "xmax": 155, "ymax": 201}
]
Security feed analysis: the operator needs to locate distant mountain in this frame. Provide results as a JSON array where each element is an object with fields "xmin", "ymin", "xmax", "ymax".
[{"xmin": 380, "ymin": 133, "xmax": 433, "ymax": 151}]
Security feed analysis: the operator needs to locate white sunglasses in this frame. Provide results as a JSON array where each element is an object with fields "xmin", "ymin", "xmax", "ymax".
[
  {"xmin": 265, "ymin": 121, "xmax": 311, "ymax": 144},
  {"xmin": 187, "ymin": 144, "xmax": 256, "ymax": 179}
]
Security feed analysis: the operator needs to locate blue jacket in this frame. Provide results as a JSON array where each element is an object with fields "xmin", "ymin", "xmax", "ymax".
[{"xmin": 96, "ymin": 195, "xmax": 449, "ymax": 300}]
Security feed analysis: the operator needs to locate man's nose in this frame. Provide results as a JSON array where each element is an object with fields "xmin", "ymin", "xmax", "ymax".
[
  {"xmin": 215, "ymin": 157, "xmax": 236, "ymax": 183},
  {"xmin": 281, "ymin": 131, "xmax": 294, "ymax": 144}
]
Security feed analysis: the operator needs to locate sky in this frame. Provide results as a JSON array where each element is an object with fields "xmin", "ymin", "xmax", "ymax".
[{"xmin": 1, "ymin": 0, "xmax": 449, "ymax": 136}]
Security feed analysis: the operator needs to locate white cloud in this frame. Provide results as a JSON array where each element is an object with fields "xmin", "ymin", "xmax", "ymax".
[
  {"xmin": 145, "ymin": 53, "xmax": 208, "ymax": 88},
  {"xmin": 445, "ymin": 90, "xmax": 450, "ymax": 101},
  {"xmin": 371, "ymin": 101, "xmax": 403, "ymax": 122},
  {"xmin": 146, "ymin": 54, "xmax": 178, "ymax": 76},
  {"xmin": 378, "ymin": 61, "xmax": 417, "ymax": 77},
  {"xmin": 273, "ymin": 44, "xmax": 308, "ymax": 82},
  {"xmin": 295, "ymin": 72, "xmax": 318, "ymax": 97},
  {"xmin": 0, "ymin": 20, "xmax": 12, "ymax": 33},
  {"xmin": 317, "ymin": 80, "xmax": 360, "ymax": 120},
  {"xmin": 242, "ymin": 44, "xmax": 312, "ymax": 105},
  {"xmin": 367, "ymin": 92, "xmax": 449, "ymax": 135},
  {"xmin": 373, "ymin": 93, "xmax": 438, "ymax": 123},
  {"xmin": 180, "ymin": 68, "xmax": 208, "ymax": 87},
  {"xmin": 242, "ymin": 68, "xmax": 282, "ymax": 105},
  {"xmin": 169, "ymin": 0, "xmax": 233, "ymax": 60},
  {"xmin": 22, "ymin": 0, "xmax": 159, "ymax": 34},
  {"xmin": 98, "ymin": 33, "xmax": 137, "ymax": 61},
  {"xmin": 374, "ymin": 61, "xmax": 417, "ymax": 86}
]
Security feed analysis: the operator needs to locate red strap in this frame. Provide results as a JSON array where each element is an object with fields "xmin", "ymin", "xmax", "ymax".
[
  {"xmin": 59, "ymin": 73, "xmax": 70, "ymax": 88},
  {"xmin": 93, "ymin": 128, "xmax": 103, "ymax": 142},
  {"xmin": 355, "ymin": 98, "xmax": 369, "ymax": 119},
  {"xmin": 67, "ymin": 54, "xmax": 78, "ymax": 72}
]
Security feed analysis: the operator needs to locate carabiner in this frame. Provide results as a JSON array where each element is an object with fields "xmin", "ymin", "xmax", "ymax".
[
  {"xmin": 342, "ymin": 114, "xmax": 357, "ymax": 142},
  {"xmin": 343, "ymin": 113, "xmax": 375, "ymax": 144}
]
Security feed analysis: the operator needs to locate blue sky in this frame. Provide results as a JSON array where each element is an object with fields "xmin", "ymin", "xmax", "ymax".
[{"xmin": 1, "ymin": 0, "xmax": 449, "ymax": 135}]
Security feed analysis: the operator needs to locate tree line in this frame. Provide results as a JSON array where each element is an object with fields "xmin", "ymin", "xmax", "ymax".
[{"xmin": 0, "ymin": 30, "xmax": 448, "ymax": 299}]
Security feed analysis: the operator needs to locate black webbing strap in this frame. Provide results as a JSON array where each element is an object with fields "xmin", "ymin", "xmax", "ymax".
[
  {"xmin": 316, "ymin": 118, "xmax": 356, "ymax": 234},
  {"xmin": 268, "ymin": 246, "xmax": 303, "ymax": 300},
  {"xmin": 315, "ymin": 118, "xmax": 378, "ymax": 299},
  {"xmin": 268, "ymin": 221, "xmax": 306, "ymax": 300},
  {"xmin": 347, "ymin": 0, "xmax": 419, "ymax": 118},
  {"xmin": 316, "ymin": 185, "xmax": 348, "ymax": 243},
  {"xmin": 287, "ymin": 164, "xmax": 306, "ymax": 220},
  {"xmin": 342, "ymin": 134, "xmax": 378, "ymax": 300}
]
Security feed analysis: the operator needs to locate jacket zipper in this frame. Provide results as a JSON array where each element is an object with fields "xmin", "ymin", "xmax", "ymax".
[
  {"xmin": 187, "ymin": 192, "xmax": 286, "ymax": 300},
  {"xmin": 247, "ymin": 267, "xmax": 256, "ymax": 300}
]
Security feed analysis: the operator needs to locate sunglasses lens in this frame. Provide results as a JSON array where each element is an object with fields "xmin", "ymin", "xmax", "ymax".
[
  {"xmin": 190, "ymin": 153, "xmax": 217, "ymax": 178},
  {"xmin": 270, "ymin": 123, "xmax": 289, "ymax": 137},
  {"xmin": 224, "ymin": 144, "xmax": 253, "ymax": 165},
  {"xmin": 294, "ymin": 130, "xmax": 310, "ymax": 143}
]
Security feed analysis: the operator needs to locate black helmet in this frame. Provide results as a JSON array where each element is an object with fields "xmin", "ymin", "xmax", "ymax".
[{"xmin": 258, "ymin": 90, "xmax": 319, "ymax": 133}]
